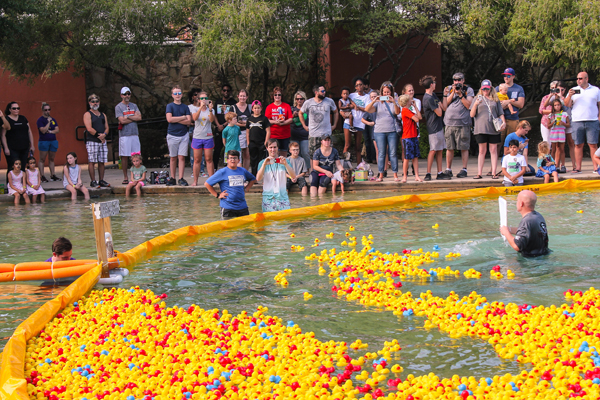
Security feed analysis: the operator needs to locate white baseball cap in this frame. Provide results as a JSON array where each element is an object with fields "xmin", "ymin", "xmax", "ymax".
[{"xmin": 120, "ymin": 87, "xmax": 131, "ymax": 95}]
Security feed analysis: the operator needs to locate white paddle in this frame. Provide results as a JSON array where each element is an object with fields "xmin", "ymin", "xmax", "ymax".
[{"xmin": 499, "ymin": 196, "xmax": 507, "ymax": 242}]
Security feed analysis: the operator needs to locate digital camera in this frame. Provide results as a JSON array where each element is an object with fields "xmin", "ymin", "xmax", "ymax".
[
  {"xmin": 550, "ymin": 88, "xmax": 560, "ymax": 94},
  {"xmin": 454, "ymin": 83, "xmax": 463, "ymax": 91}
]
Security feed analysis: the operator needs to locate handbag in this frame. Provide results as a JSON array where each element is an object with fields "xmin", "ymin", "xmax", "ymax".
[{"xmin": 483, "ymin": 97, "xmax": 504, "ymax": 132}]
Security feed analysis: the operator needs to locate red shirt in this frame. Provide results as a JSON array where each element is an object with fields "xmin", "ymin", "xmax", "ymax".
[
  {"xmin": 401, "ymin": 108, "xmax": 418, "ymax": 139},
  {"xmin": 265, "ymin": 102, "xmax": 292, "ymax": 139}
]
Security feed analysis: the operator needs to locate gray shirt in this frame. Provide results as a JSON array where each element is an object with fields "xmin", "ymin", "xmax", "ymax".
[
  {"xmin": 372, "ymin": 101, "xmax": 398, "ymax": 133},
  {"xmin": 300, "ymin": 97, "xmax": 337, "ymax": 138},
  {"xmin": 286, "ymin": 156, "xmax": 307, "ymax": 176},
  {"xmin": 444, "ymin": 86, "xmax": 474, "ymax": 126},
  {"xmin": 115, "ymin": 102, "xmax": 140, "ymax": 137},
  {"xmin": 470, "ymin": 97, "xmax": 503, "ymax": 135},
  {"xmin": 514, "ymin": 210, "xmax": 549, "ymax": 257}
]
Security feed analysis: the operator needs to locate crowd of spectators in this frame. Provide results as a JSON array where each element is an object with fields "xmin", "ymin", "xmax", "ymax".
[{"xmin": 2, "ymin": 69, "xmax": 600, "ymax": 204}]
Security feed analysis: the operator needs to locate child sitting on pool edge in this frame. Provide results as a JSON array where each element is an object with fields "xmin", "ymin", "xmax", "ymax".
[
  {"xmin": 536, "ymin": 141, "xmax": 559, "ymax": 184},
  {"xmin": 126, "ymin": 152, "xmax": 147, "ymax": 197}
]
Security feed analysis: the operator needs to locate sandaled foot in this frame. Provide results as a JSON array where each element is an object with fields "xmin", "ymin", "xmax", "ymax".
[{"xmin": 473, "ymin": 175, "xmax": 482, "ymax": 179}]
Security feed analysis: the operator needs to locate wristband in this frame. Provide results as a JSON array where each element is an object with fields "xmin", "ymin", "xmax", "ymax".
[{"xmin": 215, "ymin": 193, "xmax": 219, "ymax": 198}]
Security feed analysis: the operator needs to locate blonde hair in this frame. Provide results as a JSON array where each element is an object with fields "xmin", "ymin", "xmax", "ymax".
[
  {"xmin": 41, "ymin": 102, "xmax": 50, "ymax": 111},
  {"xmin": 517, "ymin": 120, "xmax": 531, "ymax": 130},
  {"xmin": 294, "ymin": 91, "xmax": 307, "ymax": 105},
  {"xmin": 538, "ymin": 141, "xmax": 550, "ymax": 159},
  {"xmin": 475, "ymin": 87, "xmax": 499, "ymax": 101},
  {"xmin": 398, "ymin": 95, "xmax": 410, "ymax": 107},
  {"xmin": 498, "ymin": 83, "xmax": 508, "ymax": 92}
]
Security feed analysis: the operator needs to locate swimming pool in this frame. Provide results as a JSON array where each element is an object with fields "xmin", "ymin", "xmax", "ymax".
[{"xmin": 2, "ymin": 189, "xmax": 600, "ymax": 380}]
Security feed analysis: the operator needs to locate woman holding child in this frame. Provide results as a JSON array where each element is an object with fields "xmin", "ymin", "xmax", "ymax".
[
  {"xmin": 469, "ymin": 79, "xmax": 506, "ymax": 180},
  {"xmin": 310, "ymin": 136, "xmax": 344, "ymax": 196},
  {"xmin": 365, "ymin": 81, "xmax": 401, "ymax": 182},
  {"xmin": 256, "ymin": 139, "xmax": 295, "ymax": 212}
]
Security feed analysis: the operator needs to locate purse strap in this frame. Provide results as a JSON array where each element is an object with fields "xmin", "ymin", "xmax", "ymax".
[{"xmin": 482, "ymin": 96, "xmax": 494, "ymax": 121}]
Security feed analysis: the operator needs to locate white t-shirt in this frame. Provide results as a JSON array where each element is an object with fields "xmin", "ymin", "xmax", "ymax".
[
  {"xmin": 188, "ymin": 105, "xmax": 215, "ymax": 140},
  {"xmin": 502, "ymin": 153, "xmax": 526, "ymax": 184},
  {"xmin": 349, "ymin": 92, "xmax": 371, "ymax": 130},
  {"xmin": 570, "ymin": 84, "xmax": 600, "ymax": 122}
]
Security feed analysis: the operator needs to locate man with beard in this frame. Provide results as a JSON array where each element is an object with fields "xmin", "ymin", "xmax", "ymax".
[
  {"xmin": 83, "ymin": 93, "xmax": 110, "ymax": 188},
  {"xmin": 299, "ymin": 85, "xmax": 338, "ymax": 157}
]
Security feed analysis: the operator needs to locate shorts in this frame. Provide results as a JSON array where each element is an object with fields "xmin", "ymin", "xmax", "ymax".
[
  {"xmin": 428, "ymin": 130, "xmax": 446, "ymax": 152},
  {"xmin": 191, "ymin": 138, "xmax": 214, "ymax": 150},
  {"xmin": 86, "ymin": 141, "xmax": 108, "ymax": 163},
  {"xmin": 119, "ymin": 135, "xmax": 141, "ymax": 157},
  {"xmin": 221, "ymin": 207, "xmax": 249, "ymax": 219},
  {"xmin": 286, "ymin": 176, "xmax": 307, "ymax": 190},
  {"xmin": 240, "ymin": 131, "xmax": 248, "ymax": 149},
  {"xmin": 503, "ymin": 181, "xmax": 523, "ymax": 187},
  {"xmin": 572, "ymin": 120, "xmax": 600, "ymax": 145},
  {"xmin": 444, "ymin": 126, "xmax": 471, "ymax": 150},
  {"xmin": 475, "ymin": 134, "xmax": 501, "ymax": 144},
  {"xmin": 310, "ymin": 170, "xmax": 331, "ymax": 187},
  {"xmin": 167, "ymin": 134, "xmax": 189, "ymax": 157},
  {"xmin": 343, "ymin": 123, "xmax": 352, "ymax": 130},
  {"xmin": 536, "ymin": 165, "xmax": 557, "ymax": 177},
  {"xmin": 402, "ymin": 137, "xmax": 420, "ymax": 160},
  {"xmin": 276, "ymin": 138, "xmax": 290, "ymax": 152},
  {"xmin": 38, "ymin": 140, "xmax": 58, "ymax": 153}
]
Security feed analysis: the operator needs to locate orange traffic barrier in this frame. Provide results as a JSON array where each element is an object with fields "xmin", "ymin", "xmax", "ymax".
[{"xmin": 0, "ymin": 258, "xmax": 120, "ymax": 282}]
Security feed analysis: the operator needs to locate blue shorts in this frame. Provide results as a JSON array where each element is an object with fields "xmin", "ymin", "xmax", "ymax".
[
  {"xmin": 38, "ymin": 140, "xmax": 58, "ymax": 152},
  {"xmin": 276, "ymin": 138, "xmax": 290, "ymax": 152},
  {"xmin": 403, "ymin": 137, "xmax": 420, "ymax": 160},
  {"xmin": 191, "ymin": 138, "xmax": 214, "ymax": 150},
  {"xmin": 572, "ymin": 121, "xmax": 600, "ymax": 145},
  {"xmin": 343, "ymin": 123, "xmax": 352, "ymax": 130}
]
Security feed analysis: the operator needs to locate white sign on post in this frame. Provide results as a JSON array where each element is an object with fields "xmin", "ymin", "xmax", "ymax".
[
  {"xmin": 94, "ymin": 200, "xmax": 120, "ymax": 219},
  {"xmin": 499, "ymin": 196, "xmax": 507, "ymax": 242}
]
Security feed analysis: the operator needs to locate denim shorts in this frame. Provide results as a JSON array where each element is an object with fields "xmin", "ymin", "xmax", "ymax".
[
  {"xmin": 571, "ymin": 120, "xmax": 600, "ymax": 145},
  {"xmin": 38, "ymin": 140, "xmax": 58, "ymax": 153}
]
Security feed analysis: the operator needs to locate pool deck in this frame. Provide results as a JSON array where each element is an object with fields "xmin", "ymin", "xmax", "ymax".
[{"xmin": 1, "ymin": 159, "xmax": 599, "ymax": 202}]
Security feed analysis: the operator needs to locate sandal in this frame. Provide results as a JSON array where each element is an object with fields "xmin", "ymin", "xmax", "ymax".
[
  {"xmin": 486, "ymin": 172, "xmax": 493, "ymax": 176},
  {"xmin": 122, "ymin": 179, "xmax": 129, "ymax": 185},
  {"xmin": 473, "ymin": 175, "xmax": 483, "ymax": 179},
  {"xmin": 492, "ymin": 173, "xmax": 501, "ymax": 179},
  {"xmin": 376, "ymin": 178, "xmax": 383, "ymax": 182}
]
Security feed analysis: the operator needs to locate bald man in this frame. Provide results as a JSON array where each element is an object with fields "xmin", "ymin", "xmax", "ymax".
[{"xmin": 500, "ymin": 190, "xmax": 549, "ymax": 257}]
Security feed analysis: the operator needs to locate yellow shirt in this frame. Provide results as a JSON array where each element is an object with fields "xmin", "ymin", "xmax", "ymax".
[{"xmin": 497, "ymin": 93, "xmax": 509, "ymax": 101}]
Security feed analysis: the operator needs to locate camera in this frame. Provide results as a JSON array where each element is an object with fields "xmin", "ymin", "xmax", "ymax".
[
  {"xmin": 275, "ymin": 158, "xmax": 281, "ymax": 164},
  {"xmin": 550, "ymin": 88, "xmax": 560, "ymax": 94},
  {"xmin": 454, "ymin": 83, "xmax": 463, "ymax": 91}
]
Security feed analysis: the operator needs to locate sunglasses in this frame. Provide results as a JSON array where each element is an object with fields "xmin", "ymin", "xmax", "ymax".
[
  {"xmin": 319, "ymin": 89, "xmax": 326, "ymax": 93},
  {"xmin": 296, "ymin": 98, "xmax": 305, "ymax": 101},
  {"xmin": 43, "ymin": 108, "xmax": 51, "ymax": 111},
  {"xmin": 89, "ymin": 100, "xmax": 99, "ymax": 104},
  {"xmin": 11, "ymin": 107, "xmax": 20, "ymax": 110},
  {"xmin": 173, "ymin": 92, "xmax": 182, "ymax": 95},
  {"xmin": 222, "ymin": 89, "xmax": 231, "ymax": 92},
  {"xmin": 199, "ymin": 97, "xmax": 208, "ymax": 100},
  {"xmin": 122, "ymin": 92, "xmax": 131, "ymax": 96},
  {"xmin": 453, "ymin": 78, "xmax": 463, "ymax": 81},
  {"xmin": 577, "ymin": 77, "xmax": 585, "ymax": 80},
  {"xmin": 355, "ymin": 83, "xmax": 364, "ymax": 87},
  {"xmin": 274, "ymin": 94, "xmax": 282, "ymax": 97}
]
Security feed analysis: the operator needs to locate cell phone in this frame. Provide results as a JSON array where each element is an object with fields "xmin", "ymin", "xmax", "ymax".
[
  {"xmin": 379, "ymin": 96, "xmax": 389, "ymax": 101},
  {"xmin": 573, "ymin": 89, "xmax": 581, "ymax": 95}
]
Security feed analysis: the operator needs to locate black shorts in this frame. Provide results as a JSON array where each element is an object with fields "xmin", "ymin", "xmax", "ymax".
[
  {"xmin": 276, "ymin": 138, "xmax": 290, "ymax": 152},
  {"xmin": 286, "ymin": 176, "xmax": 307, "ymax": 190},
  {"xmin": 220, "ymin": 207, "xmax": 250, "ymax": 219},
  {"xmin": 310, "ymin": 170, "xmax": 331, "ymax": 188},
  {"xmin": 475, "ymin": 134, "xmax": 501, "ymax": 144}
]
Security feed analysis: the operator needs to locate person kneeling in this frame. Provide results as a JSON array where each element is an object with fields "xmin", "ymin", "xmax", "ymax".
[{"xmin": 501, "ymin": 140, "xmax": 526, "ymax": 187}]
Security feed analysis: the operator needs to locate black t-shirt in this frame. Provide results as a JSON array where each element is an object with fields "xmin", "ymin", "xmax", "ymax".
[
  {"xmin": 6, "ymin": 115, "xmax": 30, "ymax": 150},
  {"xmin": 214, "ymin": 98, "xmax": 237, "ymax": 134},
  {"xmin": 514, "ymin": 210, "xmax": 550, "ymax": 257},
  {"xmin": 313, "ymin": 148, "xmax": 340, "ymax": 173},
  {"xmin": 247, "ymin": 115, "xmax": 271, "ymax": 146},
  {"xmin": 234, "ymin": 103, "xmax": 252, "ymax": 132},
  {"xmin": 291, "ymin": 106, "xmax": 309, "ymax": 141},
  {"xmin": 422, "ymin": 93, "xmax": 443, "ymax": 134}
]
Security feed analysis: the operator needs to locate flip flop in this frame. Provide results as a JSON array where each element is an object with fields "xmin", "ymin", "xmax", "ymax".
[
  {"xmin": 122, "ymin": 179, "xmax": 129, "ymax": 184},
  {"xmin": 486, "ymin": 172, "xmax": 493, "ymax": 176},
  {"xmin": 473, "ymin": 175, "xmax": 483, "ymax": 179},
  {"xmin": 492, "ymin": 173, "xmax": 501, "ymax": 179}
]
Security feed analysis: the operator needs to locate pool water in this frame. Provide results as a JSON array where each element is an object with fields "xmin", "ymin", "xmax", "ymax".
[{"xmin": 2, "ymin": 190, "xmax": 600, "ymax": 379}]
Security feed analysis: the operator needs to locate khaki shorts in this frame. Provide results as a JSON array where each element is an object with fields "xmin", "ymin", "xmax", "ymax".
[{"xmin": 444, "ymin": 126, "xmax": 471, "ymax": 150}]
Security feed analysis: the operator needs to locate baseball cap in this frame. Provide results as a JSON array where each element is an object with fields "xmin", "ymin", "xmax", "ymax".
[
  {"xmin": 120, "ymin": 86, "xmax": 131, "ymax": 95},
  {"xmin": 481, "ymin": 79, "xmax": 492, "ymax": 89},
  {"xmin": 502, "ymin": 68, "xmax": 516, "ymax": 76}
]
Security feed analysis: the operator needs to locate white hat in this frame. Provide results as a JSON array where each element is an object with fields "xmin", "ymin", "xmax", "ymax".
[{"xmin": 120, "ymin": 87, "xmax": 131, "ymax": 95}]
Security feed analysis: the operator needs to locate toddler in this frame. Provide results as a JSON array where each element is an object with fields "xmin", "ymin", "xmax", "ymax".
[
  {"xmin": 222, "ymin": 111, "xmax": 242, "ymax": 167},
  {"xmin": 497, "ymin": 84, "xmax": 517, "ymax": 115},
  {"xmin": 126, "ymin": 152, "xmax": 147, "ymax": 197},
  {"xmin": 7, "ymin": 160, "xmax": 30, "ymax": 205},
  {"xmin": 26, "ymin": 156, "xmax": 46, "ymax": 203},
  {"xmin": 339, "ymin": 87, "xmax": 355, "ymax": 132},
  {"xmin": 63, "ymin": 152, "xmax": 90, "ymax": 200},
  {"xmin": 331, "ymin": 161, "xmax": 354, "ymax": 194},
  {"xmin": 536, "ymin": 141, "xmax": 559, "ymax": 183}
]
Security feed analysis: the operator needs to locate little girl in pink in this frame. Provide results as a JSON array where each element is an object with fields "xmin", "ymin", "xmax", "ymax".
[
  {"xmin": 7, "ymin": 160, "xmax": 30, "ymax": 205},
  {"xmin": 26, "ymin": 156, "xmax": 46, "ymax": 203}
]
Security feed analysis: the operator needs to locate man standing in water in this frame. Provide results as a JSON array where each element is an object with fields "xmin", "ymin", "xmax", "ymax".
[{"xmin": 500, "ymin": 190, "xmax": 549, "ymax": 257}]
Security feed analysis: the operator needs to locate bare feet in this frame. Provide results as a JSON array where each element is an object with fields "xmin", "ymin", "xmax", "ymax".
[
  {"xmin": 414, "ymin": 176, "xmax": 423, "ymax": 182},
  {"xmin": 401, "ymin": 178, "xmax": 407, "ymax": 183}
]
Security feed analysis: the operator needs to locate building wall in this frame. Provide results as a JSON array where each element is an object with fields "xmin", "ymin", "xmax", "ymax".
[{"xmin": 0, "ymin": 68, "xmax": 88, "ymax": 168}]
